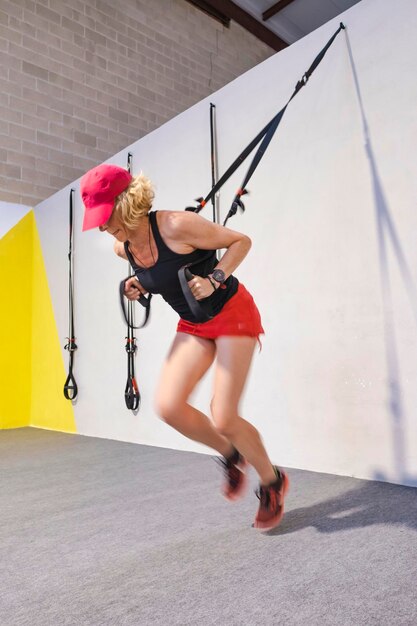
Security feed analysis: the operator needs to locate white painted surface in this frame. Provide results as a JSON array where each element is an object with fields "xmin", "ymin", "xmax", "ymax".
[
  {"xmin": 0, "ymin": 203, "xmax": 31, "ymax": 239},
  {"xmin": 34, "ymin": 0, "xmax": 417, "ymax": 486}
]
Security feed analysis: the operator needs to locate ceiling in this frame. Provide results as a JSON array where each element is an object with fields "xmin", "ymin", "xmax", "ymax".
[
  {"xmin": 188, "ymin": 0, "xmax": 362, "ymax": 49},
  {"xmin": 233, "ymin": 0, "xmax": 361, "ymax": 45}
]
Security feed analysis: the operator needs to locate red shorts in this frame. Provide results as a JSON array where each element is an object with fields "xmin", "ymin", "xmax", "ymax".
[{"xmin": 176, "ymin": 283, "xmax": 264, "ymax": 340}]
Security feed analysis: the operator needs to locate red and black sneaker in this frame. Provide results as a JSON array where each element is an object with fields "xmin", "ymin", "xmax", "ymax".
[
  {"xmin": 253, "ymin": 467, "xmax": 289, "ymax": 531},
  {"xmin": 217, "ymin": 447, "xmax": 247, "ymax": 501}
]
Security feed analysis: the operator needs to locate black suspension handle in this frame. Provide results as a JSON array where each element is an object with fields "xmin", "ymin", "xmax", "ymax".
[
  {"xmin": 119, "ymin": 278, "xmax": 152, "ymax": 329},
  {"xmin": 178, "ymin": 264, "xmax": 213, "ymax": 323},
  {"xmin": 63, "ymin": 370, "xmax": 78, "ymax": 401},
  {"xmin": 125, "ymin": 377, "xmax": 140, "ymax": 411}
]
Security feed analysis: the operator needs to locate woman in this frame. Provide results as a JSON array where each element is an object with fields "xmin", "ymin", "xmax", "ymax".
[{"xmin": 81, "ymin": 163, "xmax": 289, "ymax": 531}]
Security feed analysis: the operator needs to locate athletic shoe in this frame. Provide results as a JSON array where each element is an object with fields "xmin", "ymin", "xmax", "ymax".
[
  {"xmin": 253, "ymin": 467, "xmax": 289, "ymax": 531},
  {"xmin": 216, "ymin": 447, "xmax": 247, "ymax": 501}
]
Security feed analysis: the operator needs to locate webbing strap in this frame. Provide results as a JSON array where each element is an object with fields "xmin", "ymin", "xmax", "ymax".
[
  {"xmin": 64, "ymin": 188, "xmax": 78, "ymax": 401},
  {"xmin": 291, "ymin": 23, "xmax": 346, "ymax": 98},
  {"xmin": 124, "ymin": 289, "xmax": 140, "ymax": 411},
  {"xmin": 186, "ymin": 23, "xmax": 346, "ymax": 225},
  {"xmin": 210, "ymin": 102, "xmax": 218, "ymax": 225},
  {"xmin": 123, "ymin": 152, "xmax": 141, "ymax": 410},
  {"xmin": 120, "ymin": 25, "xmax": 346, "ymax": 328},
  {"xmin": 181, "ymin": 23, "xmax": 346, "ymax": 321}
]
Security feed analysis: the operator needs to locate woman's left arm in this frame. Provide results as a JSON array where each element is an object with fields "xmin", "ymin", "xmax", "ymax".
[{"xmin": 164, "ymin": 211, "xmax": 252, "ymax": 299}]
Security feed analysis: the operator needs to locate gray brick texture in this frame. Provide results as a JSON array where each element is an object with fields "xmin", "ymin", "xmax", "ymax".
[{"xmin": 0, "ymin": 0, "xmax": 274, "ymax": 206}]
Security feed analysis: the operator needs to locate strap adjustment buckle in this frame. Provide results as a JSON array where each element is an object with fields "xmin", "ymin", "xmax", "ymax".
[
  {"xmin": 125, "ymin": 337, "xmax": 137, "ymax": 355},
  {"xmin": 185, "ymin": 197, "xmax": 205, "ymax": 213},
  {"xmin": 64, "ymin": 337, "xmax": 78, "ymax": 353},
  {"xmin": 295, "ymin": 72, "xmax": 309, "ymax": 92}
]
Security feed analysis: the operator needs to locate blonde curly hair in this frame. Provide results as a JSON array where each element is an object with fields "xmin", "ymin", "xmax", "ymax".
[{"xmin": 114, "ymin": 173, "xmax": 155, "ymax": 229}]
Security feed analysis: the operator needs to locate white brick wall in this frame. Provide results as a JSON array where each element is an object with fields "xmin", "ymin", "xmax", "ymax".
[{"xmin": 0, "ymin": 0, "xmax": 274, "ymax": 205}]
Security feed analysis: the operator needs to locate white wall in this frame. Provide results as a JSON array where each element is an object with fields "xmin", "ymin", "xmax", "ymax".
[
  {"xmin": 0, "ymin": 203, "xmax": 31, "ymax": 238},
  {"xmin": 34, "ymin": 0, "xmax": 417, "ymax": 486}
]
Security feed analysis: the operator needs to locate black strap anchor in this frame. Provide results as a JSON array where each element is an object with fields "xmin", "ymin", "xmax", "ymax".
[{"xmin": 64, "ymin": 188, "xmax": 78, "ymax": 400}]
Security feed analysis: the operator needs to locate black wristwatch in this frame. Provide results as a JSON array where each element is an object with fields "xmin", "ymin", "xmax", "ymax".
[{"xmin": 211, "ymin": 269, "xmax": 226, "ymax": 285}]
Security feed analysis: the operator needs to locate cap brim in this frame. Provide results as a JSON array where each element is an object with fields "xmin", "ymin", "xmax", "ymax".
[{"xmin": 82, "ymin": 203, "xmax": 114, "ymax": 231}]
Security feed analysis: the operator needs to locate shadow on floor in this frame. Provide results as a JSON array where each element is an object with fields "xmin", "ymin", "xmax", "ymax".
[{"xmin": 269, "ymin": 477, "xmax": 417, "ymax": 536}]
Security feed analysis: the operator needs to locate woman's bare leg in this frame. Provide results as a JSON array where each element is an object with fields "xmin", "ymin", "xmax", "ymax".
[
  {"xmin": 211, "ymin": 336, "xmax": 276, "ymax": 486},
  {"xmin": 154, "ymin": 332, "xmax": 233, "ymax": 458}
]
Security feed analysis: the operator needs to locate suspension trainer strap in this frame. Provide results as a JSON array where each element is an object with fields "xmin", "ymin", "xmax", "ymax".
[
  {"xmin": 185, "ymin": 115, "xmax": 276, "ymax": 214},
  {"xmin": 119, "ymin": 237, "xmax": 153, "ymax": 332},
  {"xmin": 224, "ymin": 106, "xmax": 286, "ymax": 225},
  {"xmin": 64, "ymin": 188, "xmax": 78, "ymax": 400},
  {"xmin": 124, "ymin": 267, "xmax": 141, "ymax": 411},
  {"xmin": 125, "ymin": 343, "xmax": 140, "ymax": 410},
  {"xmin": 210, "ymin": 102, "xmax": 218, "ymax": 225},
  {"xmin": 119, "ymin": 166, "xmax": 153, "ymax": 333},
  {"xmin": 291, "ymin": 23, "xmax": 346, "ymax": 100},
  {"xmin": 123, "ymin": 152, "xmax": 141, "ymax": 410},
  {"xmin": 186, "ymin": 23, "xmax": 346, "ymax": 226},
  {"xmin": 181, "ymin": 23, "xmax": 346, "ymax": 320}
]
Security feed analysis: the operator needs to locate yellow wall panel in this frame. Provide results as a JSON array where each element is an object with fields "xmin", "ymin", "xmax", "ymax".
[
  {"xmin": 0, "ymin": 212, "xmax": 33, "ymax": 428},
  {"xmin": 30, "ymin": 214, "xmax": 76, "ymax": 433}
]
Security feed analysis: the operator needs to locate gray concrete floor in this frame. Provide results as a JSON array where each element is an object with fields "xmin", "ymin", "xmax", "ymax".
[{"xmin": 1, "ymin": 428, "xmax": 416, "ymax": 625}]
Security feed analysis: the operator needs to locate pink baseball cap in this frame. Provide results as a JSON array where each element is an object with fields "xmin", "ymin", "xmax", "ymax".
[{"xmin": 80, "ymin": 163, "xmax": 133, "ymax": 231}]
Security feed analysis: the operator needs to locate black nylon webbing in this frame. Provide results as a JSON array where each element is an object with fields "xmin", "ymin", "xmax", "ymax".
[
  {"xmin": 186, "ymin": 23, "xmax": 346, "ymax": 226},
  {"xmin": 181, "ymin": 23, "xmax": 346, "ymax": 321},
  {"xmin": 210, "ymin": 102, "xmax": 218, "ymax": 225},
  {"xmin": 64, "ymin": 188, "xmax": 78, "ymax": 400},
  {"xmin": 123, "ymin": 152, "xmax": 141, "ymax": 411},
  {"xmin": 120, "ymin": 25, "xmax": 347, "ymax": 329},
  {"xmin": 124, "ymin": 268, "xmax": 140, "ymax": 411}
]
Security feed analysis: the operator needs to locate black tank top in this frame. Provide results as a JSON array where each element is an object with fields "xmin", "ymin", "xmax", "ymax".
[{"xmin": 124, "ymin": 211, "xmax": 239, "ymax": 322}]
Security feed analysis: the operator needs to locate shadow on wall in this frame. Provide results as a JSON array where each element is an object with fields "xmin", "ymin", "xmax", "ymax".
[
  {"xmin": 344, "ymin": 29, "xmax": 417, "ymax": 488},
  {"xmin": 273, "ymin": 478, "xmax": 417, "ymax": 536}
]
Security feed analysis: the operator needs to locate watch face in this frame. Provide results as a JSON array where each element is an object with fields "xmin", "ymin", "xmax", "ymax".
[{"xmin": 213, "ymin": 269, "xmax": 226, "ymax": 283}]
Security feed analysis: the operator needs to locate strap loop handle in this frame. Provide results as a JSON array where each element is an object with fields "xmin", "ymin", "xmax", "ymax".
[
  {"xmin": 63, "ymin": 370, "xmax": 78, "ymax": 401},
  {"xmin": 177, "ymin": 251, "xmax": 217, "ymax": 323},
  {"xmin": 125, "ymin": 376, "xmax": 140, "ymax": 411},
  {"xmin": 119, "ymin": 279, "xmax": 152, "ymax": 329}
]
